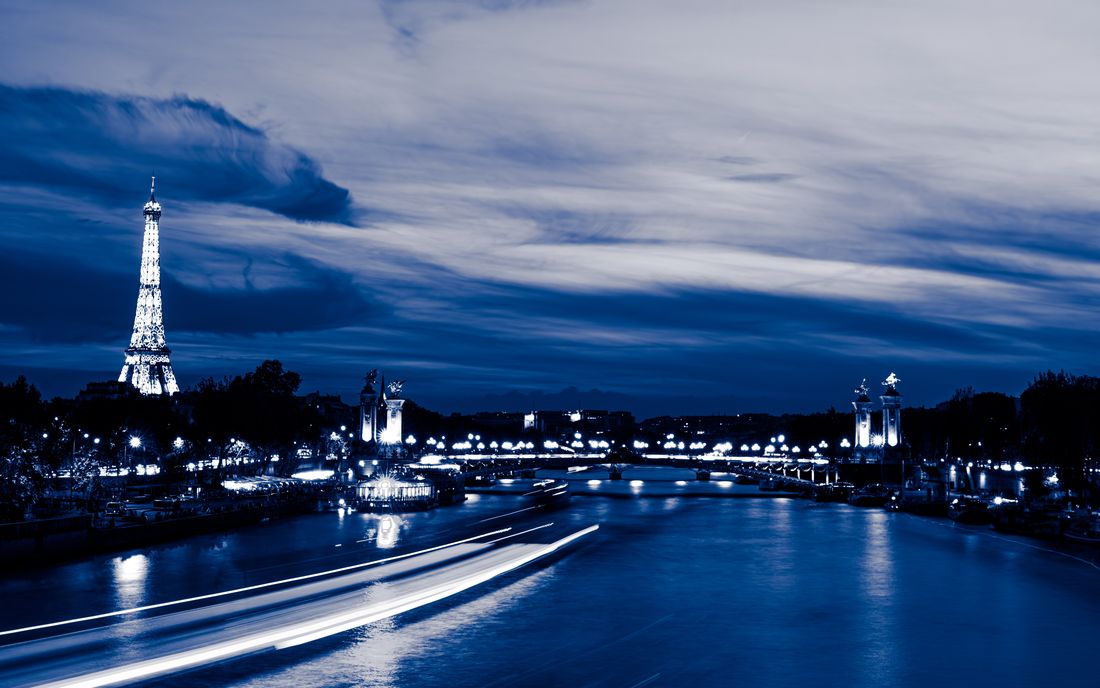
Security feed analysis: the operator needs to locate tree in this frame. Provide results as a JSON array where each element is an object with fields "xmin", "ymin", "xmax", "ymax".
[
  {"xmin": 69, "ymin": 451, "xmax": 105, "ymax": 510},
  {"xmin": 189, "ymin": 376, "xmax": 236, "ymax": 479},
  {"xmin": 0, "ymin": 377, "xmax": 50, "ymax": 520},
  {"xmin": 1020, "ymin": 371, "xmax": 1096, "ymax": 494}
]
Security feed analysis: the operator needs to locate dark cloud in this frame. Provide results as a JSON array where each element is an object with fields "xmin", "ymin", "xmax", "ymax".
[
  {"xmin": 507, "ymin": 208, "xmax": 635, "ymax": 244},
  {"xmin": 0, "ymin": 84, "xmax": 353, "ymax": 224},
  {"xmin": 471, "ymin": 285, "xmax": 1008, "ymax": 356},
  {"xmin": 339, "ymin": 280, "xmax": 1068, "ymax": 414},
  {"xmin": 0, "ymin": 248, "xmax": 375, "ymax": 343},
  {"xmin": 726, "ymin": 173, "xmax": 797, "ymax": 183},
  {"xmin": 715, "ymin": 156, "xmax": 759, "ymax": 165},
  {"xmin": 166, "ymin": 255, "xmax": 376, "ymax": 335},
  {"xmin": 379, "ymin": 0, "xmax": 576, "ymax": 43}
]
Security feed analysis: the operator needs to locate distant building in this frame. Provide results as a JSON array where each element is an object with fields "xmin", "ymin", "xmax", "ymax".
[
  {"xmin": 76, "ymin": 380, "xmax": 131, "ymax": 403},
  {"xmin": 302, "ymin": 391, "xmax": 355, "ymax": 428},
  {"xmin": 528, "ymin": 410, "xmax": 635, "ymax": 437},
  {"xmin": 466, "ymin": 411, "xmax": 528, "ymax": 432}
]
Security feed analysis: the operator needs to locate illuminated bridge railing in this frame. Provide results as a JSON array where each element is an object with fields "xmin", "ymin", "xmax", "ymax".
[{"xmin": 418, "ymin": 453, "xmax": 832, "ymax": 464}]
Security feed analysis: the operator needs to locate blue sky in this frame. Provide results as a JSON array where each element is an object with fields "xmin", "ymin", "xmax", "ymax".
[{"xmin": 1, "ymin": 0, "xmax": 1099, "ymax": 417}]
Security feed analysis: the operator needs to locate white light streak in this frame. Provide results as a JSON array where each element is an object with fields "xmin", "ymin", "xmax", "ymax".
[
  {"xmin": 0, "ymin": 528, "xmax": 511, "ymax": 638},
  {"xmin": 34, "ymin": 526, "xmax": 599, "ymax": 688}
]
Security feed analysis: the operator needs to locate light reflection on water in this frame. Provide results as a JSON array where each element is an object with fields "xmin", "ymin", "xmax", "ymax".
[
  {"xmin": 357, "ymin": 514, "xmax": 405, "ymax": 550},
  {"xmin": 112, "ymin": 553, "xmax": 148, "ymax": 609},
  {"xmin": 857, "ymin": 510, "xmax": 899, "ymax": 685},
  {"xmin": 226, "ymin": 567, "xmax": 553, "ymax": 688},
  {"xmin": 861, "ymin": 511, "xmax": 894, "ymax": 600},
  {"xmin": 376, "ymin": 515, "xmax": 401, "ymax": 549}
]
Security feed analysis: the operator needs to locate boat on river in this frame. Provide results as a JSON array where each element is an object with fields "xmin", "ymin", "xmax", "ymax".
[
  {"xmin": 848, "ymin": 484, "xmax": 892, "ymax": 507},
  {"xmin": 814, "ymin": 482, "xmax": 854, "ymax": 503},
  {"xmin": 991, "ymin": 500, "xmax": 1063, "ymax": 538},
  {"xmin": 1063, "ymin": 512, "xmax": 1100, "ymax": 545},
  {"xmin": 948, "ymin": 495, "xmax": 994, "ymax": 524},
  {"xmin": 529, "ymin": 479, "xmax": 571, "ymax": 508}
]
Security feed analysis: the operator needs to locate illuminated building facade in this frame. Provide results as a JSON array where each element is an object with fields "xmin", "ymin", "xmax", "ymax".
[
  {"xmin": 380, "ymin": 397, "xmax": 406, "ymax": 445},
  {"xmin": 881, "ymin": 372, "xmax": 902, "ymax": 447},
  {"xmin": 359, "ymin": 372, "xmax": 407, "ymax": 448},
  {"xmin": 357, "ymin": 473, "xmax": 435, "ymax": 511},
  {"xmin": 851, "ymin": 373, "xmax": 903, "ymax": 456},
  {"xmin": 360, "ymin": 370, "xmax": 379, "ymax": 442},
  {"xmin": 852, "ymin": 380, "xmax": 873, "ymax": 449},
  {"xmin": 118, "ymin": 178, "xmax": 180, "ymax": 396}
]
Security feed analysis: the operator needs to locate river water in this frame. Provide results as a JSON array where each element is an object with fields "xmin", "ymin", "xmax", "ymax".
[{"xmin": 2, "ymin": 468, "xmax": 1099, "ymax": 687}]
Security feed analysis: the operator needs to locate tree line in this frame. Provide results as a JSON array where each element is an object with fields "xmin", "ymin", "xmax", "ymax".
[
  {"xmin": 0, "ymin": 360, "xmax": 343, "ymax": 520},
  {"xmin": 3, "ymin": 366, "xmax": 1100, "ymax": 519}
]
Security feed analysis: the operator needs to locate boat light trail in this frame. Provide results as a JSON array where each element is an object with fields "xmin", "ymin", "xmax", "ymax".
[
  {"xmin": 484, "ymin": 522, "xmax": 555, "ymax": 544},
  {"xmin": 474, "ymin": 505, "xmax": 541, "ymax": 523},
  {"xmin": 0, "ymin": 527, "xmax": 511, "ymax": 637},
  {"xmin": 38, "ymin": 525, "xmax": 600, "ymax": 688}
]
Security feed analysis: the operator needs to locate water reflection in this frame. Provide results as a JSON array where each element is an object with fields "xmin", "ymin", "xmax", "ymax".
[
  {"xmin": 112, "ymin": 554, "xmax": 149, "ymax": 609},
  {"xmin": 359, "ymin": 514, "xmax": 404, "ymax": 550},
  {"xmin": 226, "ymin": 567, "xmax": 552, "ymax": 688},
  {"xmin": 860, "ymin": 511, "xmax": 894, "ymax": 599},
  {"xmin": 857, "ymin": 510, "xmax": 898, "ymax": 685}
]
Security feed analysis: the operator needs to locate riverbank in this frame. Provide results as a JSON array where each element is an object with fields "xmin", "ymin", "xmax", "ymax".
[{"xmin": 0, "ymin": 487, "xmax": 330, "ymax": 568}]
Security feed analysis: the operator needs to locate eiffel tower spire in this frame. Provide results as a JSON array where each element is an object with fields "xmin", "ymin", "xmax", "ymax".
[{"xmin": 118, "ymin": 177, "xmax": 180, "ymax": 395}]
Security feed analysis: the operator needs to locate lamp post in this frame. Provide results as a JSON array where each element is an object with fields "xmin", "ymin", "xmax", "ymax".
[{"xmin": 126, "ymin": 436, "xmax": 141, "ymax": 472}]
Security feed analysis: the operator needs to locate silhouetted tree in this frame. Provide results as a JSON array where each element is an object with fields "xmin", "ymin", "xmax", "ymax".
[
  {"xmin": 0, "ymin": 377, "xmax": 50, "ymax": 519},
  {"xmin": 189, "ymin": 376, "xmax": 236, "ymax": 478},
  {"xmin": 228, "ymin": 360, "xmax": 316, "ymax": 475},
  {"xmin": 1020, "ymin": 370, "xmax": 1097, "ymax": 493}
]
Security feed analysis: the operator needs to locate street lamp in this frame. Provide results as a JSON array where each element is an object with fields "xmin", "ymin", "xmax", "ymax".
[{"xmin": 125, "ymin": 436, "xmax": 141, "ymax": 471}]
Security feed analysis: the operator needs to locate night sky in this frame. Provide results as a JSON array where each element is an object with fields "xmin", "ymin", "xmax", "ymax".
[{"xmin": 1, "ymin": 1, "xmax": 1099, "ymax": 417}]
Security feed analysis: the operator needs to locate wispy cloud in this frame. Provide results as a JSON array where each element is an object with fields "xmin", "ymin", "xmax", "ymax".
[{"xmin": 2, "ymin": 0, "xmax": 1100, "ymax": 410}]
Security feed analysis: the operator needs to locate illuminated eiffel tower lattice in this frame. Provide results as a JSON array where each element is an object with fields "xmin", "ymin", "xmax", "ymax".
[{"xmin": 118, "ymin": 177, "xmax": 180, "ymax": 395}]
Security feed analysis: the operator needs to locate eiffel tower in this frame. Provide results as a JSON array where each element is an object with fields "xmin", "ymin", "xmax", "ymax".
[{"xmin": 118, "ymin": 177, "xmax": 180, "ymax": 395}]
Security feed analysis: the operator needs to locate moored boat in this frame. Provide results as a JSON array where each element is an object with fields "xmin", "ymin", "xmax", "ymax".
[
  {"xmin": 529, "ymin": 479, "xmax": 571, "ymax": 508},
  {"xmin": 1063, "ymin": 511, "xmax": 1100, "ymax": 544},
  {"xmin": 759, "ymin": 478, "xmax": 782, "ymax": 492},
  {"xmin": 848, "ymin": 483, "xmax": 892, "ymax": 507},
  {"xmin": 948, "ymin": 495, "xmax": 994, "ymax": 524},
  {"xmin": 991, "ymin": 499, "xmax": 1063, "ymax": 538},
  {"xmin": 814, "ymin": 482, "xmax": 854, "ymax": 503}
]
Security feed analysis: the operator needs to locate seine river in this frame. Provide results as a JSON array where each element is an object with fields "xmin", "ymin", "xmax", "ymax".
[{"xmin": 3, "ymin": 468, "xmax": 1099, "ymax": 687}]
